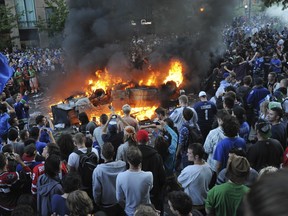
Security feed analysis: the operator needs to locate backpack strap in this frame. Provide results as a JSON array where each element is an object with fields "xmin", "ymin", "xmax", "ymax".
[{"xmin": 75, "ymin": 148, "xmax": 92, "ymax": 155}]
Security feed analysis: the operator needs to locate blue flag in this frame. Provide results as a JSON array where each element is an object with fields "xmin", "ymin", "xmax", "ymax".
[{"xmin": 0, "ymin": 52, "xmax": 14, "ymax": 93}]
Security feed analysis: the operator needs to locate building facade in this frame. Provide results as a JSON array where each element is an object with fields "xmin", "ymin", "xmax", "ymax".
[{"xmin": 4, "ymin": 0, "xmax": 50, "ymax": 48}]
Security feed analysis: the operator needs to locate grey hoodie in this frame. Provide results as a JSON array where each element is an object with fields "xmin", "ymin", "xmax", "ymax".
[
  {"xmin": 92, "ymin": 160, "xmax": 126, "ymax": 205},
  {"xmin": 37, "ymin": 174, "xmax": 63, "ymax": 216}
]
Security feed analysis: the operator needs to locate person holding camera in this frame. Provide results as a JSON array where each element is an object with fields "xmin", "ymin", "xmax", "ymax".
[{"xmin": 0, "ymin": 152, "xmax": 32, "ymax": 214}]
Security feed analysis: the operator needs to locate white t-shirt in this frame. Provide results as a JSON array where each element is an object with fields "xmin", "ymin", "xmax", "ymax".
[{"xmin": 68, "ymin": 147, "xmax": 99, "ymax": 170}]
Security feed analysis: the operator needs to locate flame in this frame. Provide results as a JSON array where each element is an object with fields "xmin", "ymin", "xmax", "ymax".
[
  {"xmin": 163, "ymin": 59, "xmax": 184, "ymax": 87},
  {"xmin": 131, "ymin": 105, "xmax": 158, "ymax": 121}
]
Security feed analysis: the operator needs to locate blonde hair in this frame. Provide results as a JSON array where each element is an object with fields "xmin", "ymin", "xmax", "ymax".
[{"xmin": 66, "ymin": 190, "xmax": 93, "ymax": 216}]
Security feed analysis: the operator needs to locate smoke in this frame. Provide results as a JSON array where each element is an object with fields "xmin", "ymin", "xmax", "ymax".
[
  {"xmin": 52, "ymin": 0, "xmax": 236, "ymax": 97},
  {"xmin": 265, "ymin": 5, "xmax": 288, "ymax": 22}
]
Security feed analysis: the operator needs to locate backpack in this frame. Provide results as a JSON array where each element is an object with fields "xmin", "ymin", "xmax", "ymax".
[
  {"xmin": 75, "ymin": 148, "xmax": 98, "ymax": 190},
  {"xmin": 184, "ymin": 125, "xmax": 203, "ymax": 148}
]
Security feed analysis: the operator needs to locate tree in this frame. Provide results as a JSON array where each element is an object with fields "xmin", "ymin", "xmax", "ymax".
[
  {"xmin": 0, "ymin": 4, "xmax": 19, "ymax": 50},
  {"xmin": 37, "ymin": 0, "xmax": 69, "ymax": 46},
  {"xmin": 262, "ymin": 0, "xmax": 288, "ymax": 9}
]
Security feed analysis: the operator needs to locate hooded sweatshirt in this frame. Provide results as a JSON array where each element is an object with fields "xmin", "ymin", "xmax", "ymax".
[
  {"xmin": 37, "ymin": 174, "xmax": 63, "ymax": 216},
  {"xmin": 92, "ymin": 160, "xmax": 126, "ymax": 205}
]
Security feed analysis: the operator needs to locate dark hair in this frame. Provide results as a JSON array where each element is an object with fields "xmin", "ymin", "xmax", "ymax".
[
  {"xmin": 62, "ymin": 173, "xmax": 81, "ymax": 193},
  {"xmin": 29, "ymin": 127, "xmax": 40, "ymax": 140},
  {"xmin": 168, "ymin": 191, "xmax": 192, "ymax": 215},
  {"xmin": 222, "ymin": 116, "xmax": 240, "ymax": 137},
  {"xmin": 24, "ymin": 144, "xmax": 36, "ymax": 157},
  {"xmin": 57, "ymin": 133, "xmax": 75, "ymax": 161},
  {"xmin": 20, "ymin": 130, "xmax": 29, "ymax": 141},
  {"xmin": 78, "ymin": 112, "xmax": 89, "ymax": 125},
  {"xmin": 188, "ymin": 143, "xmax": 205, "ymax": 159},
  {"xmin": 2, "ymin": 144, "xmax": 13, "ymax": 154},
  {"xmin": 254, "ymin": 77, "xmax": 264, "ymax": 86},
  {"xmin": 229, "ymin": 147, "xmax": 247, "ymax": 158},
  {"xmin": 0, "ymin": 103, "xmax": 8, "ymax": 113},
  {"xmin": 224, "ymin": 85, "xmax": 236, "ymax": 93},
  {"xmin": 216, "ymin": 109, "xmax": 230, "ymax": 120},
  {"xmin": 245, "ymin": 169, "xmax": 288, "ymax": 216},
  {"xmin": 223, "ymin": 96, "xmax": 235, "ymax": 109},
  {"xmin": 0, "ymin": 153, "xmax": 7, "ymax": 170},
  {"xmin": 183, "ymin": 107, "xmax": 193, "ymax": 121},
  {"xmin": 127, "ymin": 146, "xmax": 142, "ymax": 167},
  {"xmin": 270, "ymin": 107, "xmax": 283, "ymax": 119},
  {"xmin": 35, "ymin": 115, "xmax": 45, "ymax": 125},
  {"xmin": 85, "ymin": 137, "xmax": 93, "ymax": 148},
  {"xmin": 7, "ymin": 128, "xmax": 18, "ymax": 141},
  {"xmin": 154, "ymin": 135, "xmax": 169, "ymax": 160},
  {"xmin": 24, "ymin": 138, "xmax": 36, "ymax": 147},
  {"xmin": 233, "ymin": 106, "xmax": 246, "ymax": 124},
  {"xmin": 44, "ymin": 155, "xmax": 61, "ymax": 178},
  {"xmin": 8, "ymin": 117, "xmax": 18, "ymax": 126},
  {"xmin": 11, "ymin": 205, "xmax": 34, "ymax": 216},
  {"xmin": 47, "ymin": 143, "xmax": 61, "ymax": 157},
  {"xmin": 243, "ymin": 75, "xmax": 252, "ymax": 86},
  {"xmin": 99, "ymin": 114, "xmax": 108, "ymax": 125},
  {"xmin": 155, "ymin": 107, "xmax": 166, "ymax": 117},
  {"xmin": 134, "ymin": 204, "xmax": 158, "ymax": 216},
  {"xmin": 102, "ymin": 142, "xmax": 114, "ymax": 160},
  {"xmin": 17, "ymin": 194, "xmax": 37, "ymax": 213}
]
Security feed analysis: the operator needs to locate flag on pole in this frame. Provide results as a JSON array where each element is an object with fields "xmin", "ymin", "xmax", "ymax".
[{"xmin": 0, "ymin": 52, "xmax": 14, "ymax": 93}]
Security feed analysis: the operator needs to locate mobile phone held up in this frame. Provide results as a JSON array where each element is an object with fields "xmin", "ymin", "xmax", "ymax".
[{"xmin": 111, "ymin": 115, "xmax": 117, "ymax": 119}]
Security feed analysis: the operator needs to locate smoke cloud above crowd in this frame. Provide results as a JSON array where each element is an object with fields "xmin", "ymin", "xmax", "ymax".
[{"xmin": 55, "ymin": 0, "xmax": 236, "ymax": 97}]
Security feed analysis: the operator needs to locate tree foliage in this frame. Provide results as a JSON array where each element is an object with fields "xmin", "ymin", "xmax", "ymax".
[
  {"xmin": 37, "ymin": 0, "xmax": 69, "ymax": 37},
  {"xmin": 0, "ymin": 4, "xmax": 18, "ymax": 50},
  {"xmin": 262, "ymin": 0, "xmax": 288, "ymax": 9}
]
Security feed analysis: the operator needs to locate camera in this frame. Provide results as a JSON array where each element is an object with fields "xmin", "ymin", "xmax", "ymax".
[
  {"xmin": 43, "ymin": 128, "xmax": 47, "ymax": 132},
  {"xmin": 111, "ymin": 115, "xmax": 117, "ymax": 119}
]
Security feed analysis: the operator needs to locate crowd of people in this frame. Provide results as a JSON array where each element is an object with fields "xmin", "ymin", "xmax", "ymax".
[{"xmin": 1, "ymin": 14, "xmax": 288, "ymax": 216}]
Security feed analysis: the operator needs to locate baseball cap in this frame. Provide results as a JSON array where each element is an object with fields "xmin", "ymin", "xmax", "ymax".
[
  {"xmin": 198, "ymin": 91, "xmax": 207, "ymax": 97},
  {"xmin": 255, "ymin": 119, "xmax": 272, "ymax": 138}
]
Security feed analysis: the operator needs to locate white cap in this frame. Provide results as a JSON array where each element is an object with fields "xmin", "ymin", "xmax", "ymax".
[{"xmin": 198, "ymin": 91, "xmax": 207, "ymax": 97}]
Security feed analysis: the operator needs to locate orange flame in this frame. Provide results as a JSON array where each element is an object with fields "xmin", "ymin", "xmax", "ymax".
[{"xmin": 163, "ymin": 59, "xmax": 184, "ymax": 87}]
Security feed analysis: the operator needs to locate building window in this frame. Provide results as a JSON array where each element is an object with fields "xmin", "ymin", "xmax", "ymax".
[{"xmin": 14, "ymin": 0, "xmax": 36, "ymax": 28}]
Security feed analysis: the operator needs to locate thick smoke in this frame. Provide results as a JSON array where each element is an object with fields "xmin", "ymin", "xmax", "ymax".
[{"xmin": 53, "ymin": 0, "xmax": 236, "ymax": 97}]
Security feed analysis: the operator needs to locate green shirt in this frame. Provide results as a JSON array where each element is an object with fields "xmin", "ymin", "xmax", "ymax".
[
  {"xmin": 205, "ymin": 182, "xmax": 249, "ymax": 216},
  {"xmin": 28, "ymin": 69, "xmax": 36, "ymax": 77}
]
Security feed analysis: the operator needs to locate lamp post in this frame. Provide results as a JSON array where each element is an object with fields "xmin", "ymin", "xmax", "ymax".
[{"xmin": 244, "ymin": 5, "xmax": 248, "ymax": 20}]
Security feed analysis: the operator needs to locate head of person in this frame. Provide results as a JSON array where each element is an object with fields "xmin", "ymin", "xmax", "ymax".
[
  {"xmin": 7, "ymin": 128, "xmax": 19, "ymax": 142},
  {"xmin": 267, "ymin": 107, "xmax": 283, "ymax": 124},
  {"xmin": 216, "ymin": 109, "xmax": 230, "ymax": 126},
  {"xmin": 258, "ymin": 166, "xmax": 278, "ymax": 179},
  {"xmin": 99, "ymin": 113, "xmax": 108, "ymax": 125},
  {"xmin": 243, "ymin": 75, "xmax": 252, "ymax": 86},
  {"xmin": 255, "ymin": 119, "xmax": 272, "ymax": 139},
  {"xmin": 223, "ymin": 96, "xmax": 235, "ymax": 110},
  {"xmin": 8, "ymin": 116, "xmax": 19, "ymax": 127},
  {"xmin": 154, "ymin": 135, "xmax": 169, "ymax": 159},
  {"xmin": 44, "ymin": 154, "xmax": 61, "ymax": 178},
  {"xmin": 168, "ymin": 191, "xmax": 193, "ymax": 216},
  {"xmin": 24, "ymin": 138, "xmax": 36, "ymax": 147},
  {"xmin": 73, "ymin": 132, "xmax": 86, "ymax": 147},
  {"xmin": 182, "ymin": 107, "xmax": 193, "ymax": 122},
  {"xmin": 66, "ymin": 190, "xmax": 94, "ymax": 216},
  {"xmin": 226, "ymin": 154, "xmax": 250, "ymax": 184},
  {"xmin": 101, "ymin": 142, "xmax": 115, "ymax": 161},
  {"xmin": 78, "ymin": 112, "xmax": 89, "ymax": 125},
  {"xmin": 198, "ymin": 91, "xmax": 207, "ymax": 101},
  {"xmin": 222, "ymin": 116, "xmax": 240, "ymax": 138},
  {"xmin": 279, "ymin": 78, "xmax": 288, "ymax": 88},
  {"xmin": 62, "ymin": 172, "xmax": 81, "ymax": 194},
  {"xmin": 178, "ymin": 95, "xmax": 188, "ymax": 107},
  {"xmin": 23, "ymin": 144, "xmax": 37, "ymax": 160},
  {"xmin": 273, "ymin": 53, "xmax": 278, "ymax": 59},
  {"xmin": 20, "ymin": 129, "xmax": 29, "ymax": 142},
  {"xmin": 108, "ymin": 122, "xmax": 118, "ymax": 134},
  {"xmin": 268, "ymin": 72, "xmax": 277, "ymax": 83},
  {"xmin": 254, "ymin": 77, "xmax": 264, "ymax": 86},
  {"xmin": 0, "ymin": 103, "xmax": 8, "ymax": 114},
  {"xmin": 29, "ymin": 126, "xmax": 40, "ymax": 140},
  {"xmin": 126, "ymin": 146, "xmax": 142, "ymax": 168},
  {"xmin": 136, "ymin": 129, "xmax": 149, "ymax": 145},
  {"xmin": 122, "ymin": 104, "xmax": 131, "ymax": 115},
  {"xmin": 155, "ymin": 107, "xmax": 166, "ymax": 120},
  {"xmin": 13, "ymin": 93, "xmax": 22, "ymax": 103},
  {"xmin": 57, "ymin": 133, "xmax": 75, "ymax": 161},
  {"xmin": 187, "ymin": 143, "xmax": 204, "ymax": 162},
  {"xmin": 134, "ymin": 204, "xmax": 159, "ymax": 216},
  {"xmin": 42, "ymin": 143, "xmax": 61, "ymax": 159},
  {"xmin": 233, "ymin": 106, "xmax": 246, "ymax": 125},
  {"xmin": 11, "ymin": 205, "xmax": 34, "ymax": 216},
  {"xmin": 124, "ymin": 126, "xmax": 137, "ymax": 145},
  {"xmin": 35, "ymin": 115, "xmax": 46, "ymax": 127},
  {"xmin": 244, "ymin": 169, "xmax": 288, "ymax": 216}
]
